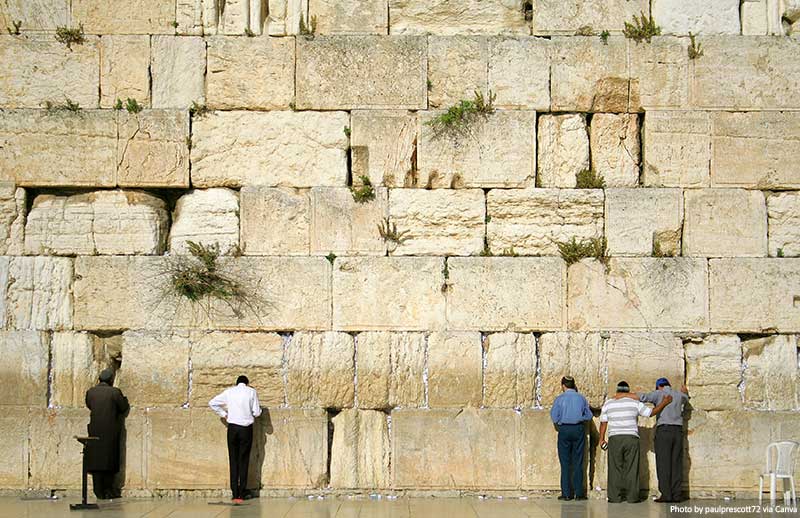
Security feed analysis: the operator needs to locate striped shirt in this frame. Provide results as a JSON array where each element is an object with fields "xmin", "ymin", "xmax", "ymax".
[{"xmin": 599, "ymin": 398, "xmax": 652, "ymax": 437}]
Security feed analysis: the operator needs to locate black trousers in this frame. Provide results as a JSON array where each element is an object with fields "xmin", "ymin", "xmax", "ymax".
[
  {"xmin": 91, "ymin": 470, "xmax": 116, "ymax": 500},
  {"xmin": 654, "ymin": 425, "xmax": 683, "ymax": 501},
  {"xmin": 227, "ymin": 423, "xmax": 253, "ymax": 500},
  {"xmin": 556, "ymin": 424, "xmax": 586, "ymax": 498}
]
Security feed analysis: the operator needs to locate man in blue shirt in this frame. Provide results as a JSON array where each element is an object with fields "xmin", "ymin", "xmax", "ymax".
[{"xmin": 550, "ymin": 376, "xmax": 593, "ymax": 501}]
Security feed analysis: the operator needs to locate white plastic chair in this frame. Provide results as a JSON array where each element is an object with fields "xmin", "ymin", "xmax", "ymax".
[{"xmin": 759, "ymin": 441, "xmax": 798, "ymax": 506}]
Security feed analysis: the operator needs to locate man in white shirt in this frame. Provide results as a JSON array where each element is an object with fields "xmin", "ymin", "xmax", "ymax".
[
  {"xmin": 599, "ymin": 381, "xmax": 672, "ymax": 503},
  {"xmin": 209, "ymin": 375, "xmax": 262, "ymax": 504}
]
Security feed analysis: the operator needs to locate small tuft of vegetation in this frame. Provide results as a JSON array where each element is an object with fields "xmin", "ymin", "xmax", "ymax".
[
  {"xmin": 350, "ymin": 175, "xmax": 376, "ymax": 203},
  {"xmin": 7, "ymin": 20, "xmax": 22, "ymax": 35},
  {"xmin": 623, "ymin": 12, "xmax": 661, "ymax": 43},
  {"xmin": 289, "ymin": 101, "xmax": 297, "ymax": 111},
  {"xmin": 485, "ymin": 214, "xmax": 492, "ymax": 224},
  {"xmin": 378, "ymin": 218, "xmax": 410, "ymax": 247},
  {"xmin": 113, "ymin": 99, "xmax": 124, "ymax": 111},
  {"xmin": 777, "ymin": 247, "xmax": 785, "ymax": 258},
  {"xmin": 687, "ymin": 32, "xmax": 703, "ymax": 60},
  {"xmin": 185, "ymin": 136, "xmax": 192, "ymax": 150},
  {"xmin": 557, "ymin": 237, "xmax": 608, "ymax": 266},
  {"xmin": 600, "ymin": 30, "xmax": 610, "ymax": 44},
  {"xmin": 479, "ymin": 241, "xmax": 493, "ymax": 257},
  {"xmin": 55, "ymin": 24, "xmax": 85, "ymax": 49},
  {"xmin": 44, "ymin": 98, "xmax": 81, "ymax": 112},
  {"xmin": 244, "ymin": 28, "xmax": 255, "ymax": 37},
  {"xmin": 576, "ymin": 25, "xmax": 596, "ymax": 36},
  {"xmin": 652, "ymin": 240, "xmax": 673, "ymax": 258},
  {"xmin": 125, "ymin": 98, "xmax": 143, "ymax": 114},
  {"xmin": 325, "ymin": 252, "xmax": 337, "ymax": 265},
  {"xmin": 343, "ymin": 126, "xmax": 351, "ymax": 138},
  {"xmin": 172, "ymin": 21, "xmax": 179, "ymax": 28},
  {"xmin": 575, "ymin": 169, "xmax": 606, "ymax": 189},
  {"xmin": 299, "ymin": 14, "xmax": 317, "ymax": 37},
  {"xmin": 426, "ymin": 90, "xmax": 496, "ymax": 140},
  {"xmin": 441, "ymin": 260, "xmax": 451, "ymax": 293},
  {"xmin": 501, "ymin": 246, "xmax": 519, "ymax": 257},
  {"xmin": 427, "ymin": 79, "xmax": 433, "ymax": 91},
  {"xmin": 189, "ymin": 101, "xmax": 209, "ymax": 118}
]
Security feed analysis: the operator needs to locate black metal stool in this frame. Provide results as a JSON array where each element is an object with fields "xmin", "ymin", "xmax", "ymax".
[{"xmin": 70, "ymin": 436, "xmax": 99, "ymax": 511}]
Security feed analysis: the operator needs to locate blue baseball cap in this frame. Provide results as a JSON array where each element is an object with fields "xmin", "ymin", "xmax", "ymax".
[{"xmin": 656, "ymin": 377, "xmax": 670, "ymax": 389}]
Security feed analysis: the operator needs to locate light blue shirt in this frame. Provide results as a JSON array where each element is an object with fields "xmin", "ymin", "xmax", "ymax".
[{"xmin": 550, "ymin": 389, "xmax": 593, "ymax": 425}]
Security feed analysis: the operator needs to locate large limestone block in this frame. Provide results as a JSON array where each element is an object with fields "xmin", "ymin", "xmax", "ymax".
[
  {"xmin": 350, "ymin": 110, "xmax": 416, "ymax": 188},
  {"xmin": 72, "ymin": 0, "xmax": 175, "ymax": 34},
  {"xmin": 218, "ymin": 0, "xmax": 262, "ymax": 34},
  {"xmin": 538, "ymin": 332, "xmax": 606, "ymax": 408},
  {"xmin": 683, "ymin": 189, "xmax": 768, "ymax": 257},
  {"xmin": 24, "ymin": 190, "xmax": 169, "ymax": 256},
  {"xmin": 483, "ymin": 332, "xmax": 536, "ymax": 408},
  {"xmin": 653, "ymin": 0, "xmax": 740, "ymax": 35},
  {"xmin": 710, "ymin": 259, "xmax": 800, "ymax": 333},
  {"xmin": 742, "ymin": 335, "xmax": 799, "ymax": 411},
  {"xmin": 258, "ymin": 408, "xmax": 328, "ymax": 488},
  {"xmin": 427, "ymin": 332, "xmax": 482, "ymax": 408},
  {"xmin": 488, "ymin": 36, "xmax": 550, "ymax": 110},
  {"xmin": 355, "ymin": 332, "xmax": 425, "ymax": 409},
  {"xmin": 742, "ymin": 0, "xmax": 769, "ymax": 35},
  {"xmin": 0, "ymin": 110, "xmax": 116, "ymax": 187},
  {"xmin": 310, "ymin": 0, "xmax": 388, "ymax": 34},
  {"xmin": 265, "ymin": 0, "xmax": 308, "ymax": 36},
  {"xmin": 692, "ymin": 36, "xmax": 800, "ymax": 110},
  {"xmin": 296, "ymin": 36, "xmax": 426, "ymax": 109},
  {"xmin": 120, "ymin": 409, "xmax": 147, "ymax": 490},
  {"xmin": 388, "ymin": 189, "xmax": 484, "ymax": 256},
  {"xmin": 0, "ymin": 408, "xmax": 29, "ymax": 487},
  {"xmin": 392, "ymin": 409, "xmax": 519, "ymax": 488},
  {"xmin": 550, "ymin": 36, "xmax": 630, "ymax": 112},
  {"xmin": 1, "ymin": 256, "xmax": 73, "ymax": 331},
  {"xmin": 537, "ymin": 114, "xmax": 589, "ymax": 188},
  {"xmin": 768, "ymin": 192, "xmax": 800, "ymax": 257},
  {"xmin": 0, "ymin": 331, "xmax": 48, "ymax": 405},
  {"xmin": 568, "ymin": 258, "xmax": 709, "ymax": 331},
  {"xmin": 286, "ymin": 332, "xmax": 354, "ymax": 408},
  {"xmin": 207, "ymin": 36, "xmax": 294, "ymax": 110},
  {"xmin": 710, "ymin": 111, "xmax": 800, "ymax": 189},
  {"xmin": 590, "ymin": 114, "xmax": 640, "ymax": 187},
  {"xmin": 191, "ymin": 331, "xmax": 285, "ymax": 407},
  {"xmin": 330, "ymin": 409, "xmax": 390, "ymax": 489},
  {"xmin": 418, "ymin": 110, "xmax": 536, "ymax": 188},
  {"xmin": 0, "ymin": 185, "xmax": 25, "ymax": 255},
  {"xmin": 532, "ymin": 0, "xmax": 650, "ymax": 35},
  {"xmin": 0, "ymin": 35, "xmax": 99, "ymax": 109},
  {"xmin": 311, "ymin": 187, "xmax": 387, "ymax": 256},
  {"xmin": 629, "ymin": 37, "xmax": 691, "ymax": 111},
  {"xmin": 116, "ymin": 331, "xmax": 190, "ymax": 407},
  {"xmin": 642, "ymin": 111, "xmax": 711, "ymax": 187},
  {"xmin": 29, "ymin": 408, "xmax": 89, "ymax": 489},
  {"xmin": 685, "ymin": 335, "xmax": 743, "ymax": 411},
  {"xmin": 446, "ymin": 257, "xmax": 566, "ymax": 331},
  {"xmin": 0, "ymin": 0, "xmax": 68, "ymax": 32},
  {"xmin": 518, "ymin": 410, "xmax": 564, "ymax": 489},
  {"xmin": 604, "ymin": 188, "xmax": 683, "ymax": 257},
  {"xmin": 51, "ymin": 332, "xmax": 105, "ymax": 408},
  {"xmin": 427, "ymin": 36, "xmax": 487, "ymax": 109},
  {"xmin": 151, "ymin": 36, "xmax": 206, "ymax": 109},
  {"xmin": 191, "ymin": 111, "xmax": 349, "ymax": 187},
  {"xmin": 99, "ymin": 35, "xmax": 150, "ymax": 109},
  {"xmin": 241, "ymin": 187, "xmax": 309, "ymax": 255},
  {"xmin": 486, "ymin": 189, "xmax": 604, "ymax": 255},
  {"xmin": 170, "ymin": 188, "xmax": 239, "ymax": 254},
  {"xmin": 388, "ymin": 0, "xmax": 529, "ymax": 35},
  {"xmin": 332, "ymin": 257, "xmax": 445, "ymax": 331},
  {"xmin": 605, "ymin": 332, "xmax": 684, "ymax": 396},
  {"xmin": 116, "ymin": 110, "xmax": 190, "ymax": 188}
]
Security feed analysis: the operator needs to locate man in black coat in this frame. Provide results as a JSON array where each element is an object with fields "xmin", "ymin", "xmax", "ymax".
[{"xmin": 85, "ymin": 368, "xmax": 129, "ymax": 500}]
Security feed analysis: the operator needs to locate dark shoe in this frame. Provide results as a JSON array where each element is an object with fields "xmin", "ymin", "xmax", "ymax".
[
  {"xmin": 607, "ymin": 499, "xmax": 623, "ymax": 503},
  {"xmin": 654, "ymin": 497, "xmax": 672, "ymax": 503},
  {"xmin": 574, "ymin": 496, "xmax": 588, "ymax": 501},
  {"xmin": 557, "ymin": 495, "xmax": 573, "ymax": 501}
]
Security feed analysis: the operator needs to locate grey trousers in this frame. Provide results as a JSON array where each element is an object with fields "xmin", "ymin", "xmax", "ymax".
[{"xmin": 607, "ymin": 435, "xmax": 640, "ymax": 503}]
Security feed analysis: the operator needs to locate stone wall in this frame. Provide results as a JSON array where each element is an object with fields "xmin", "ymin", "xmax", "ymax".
[{"xmin": 0, "ymin": 0, "xmax": 799, "ymax": 498}]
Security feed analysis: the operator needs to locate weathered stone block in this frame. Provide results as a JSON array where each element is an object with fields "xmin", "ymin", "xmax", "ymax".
[
  {"xmin": 176, "ymin": 0, "xmax": 219, "ymax": 35},
  {"xmin": 392, "ymin": 409, "xmax": 519, "ymax": 488},
  {"xmin": 710, "ymin": 111, "xmax": 800, "ymax": 189},
  {"xmin": 532, "ymin": 0, "xmax": 650, "ymax": 35},
  {"xmin": 310, "ymin": 0, "xmax": 388, "ymax": 34},
  {"xmin": 1, "ymin": 256, "xmax": 73, "ymax": 331},
  {"xmin": 606, "ymin": 332, "xmax": 684, "ymax": 396},
  {"xmin": 710, "ymin": 259, "xmax": 800, "ymax": 333},
  {"xmin": 418, "ymin": 110, "xmax": 536, "ymax": 188},
  {"xmin": 258, "ymin": 408, "xmax": 328, "ymax": 488},
  {"xmin": 170, "ymin": 188, "xmax": 239, "ymax": 254},
  {"xmin": 350, "ymin": 110, "xmax": 417, "ymax": 188},
  {"xmin": 0, "ymin": 0, "xmax": 68, "ymax": 32},
  {"xmin": 286, "ymin": 332, "xmax": 354, "ymax": 408},
  {"xmin": 265, "ymin": 0, "xmax": 308, "ymax": 36},
  {"xmin": 311, "ymin": 187, "xmax": 387, "ymax": 256},
  {"xmin": 0, "ymin": 185, "xmax": 25, "ymax": 255},
  {"xmin": 388, "ymin": 0, "xmax": 529, "ymax": 35},
  {"xmin": 116, "ymin": 110, "xmax": 190, "ymax": 188},
  {"xmin": 0, "ymin": 331, "xmax": 48, "ymax": 405},
  {"xmin": 240, "ymin": 187, "xmax": 309, "ymax": 255},
  {"xmin": 355, "ymin": 332, "xmax": 425, "ymax": 409},
  {"xmin": 427, "ymin": 36, "xmax": 487, "ymax": 109},
  {"xmin": 218, "ymin": 0, "xmax": 262, "ymax": 34},
  {"xmin": 0, "ymin": 35, "xmax": 99, "ymax": 109},
  {"xmin": 683, "ymin": 189, "xmax": 767, "ymax": 257},
  {"xmin": 296, "ymin": 36, "xmax": 426, "ymax": 109},
  {"xmin": 207, "ymin": 36, "xmax": 294, "ymax": 110},
  {"xmin": 642, "ymin": 111, "xmax": 710, "ymax": 187},
  {"xmin": 100, "ymin": 35, "xmax": 150, "ymax": 109},
  {"xmin": 191, "ymin": 331, "xmax": 285, "ymax": 407},
  {"xmin": 590, "ymin": 114, "xmax": 640, "ymax": 187},
  {"xmin": 653, "ymin": 0, "xmax": 740, "ymax": 34},
  {"xmin": 51, "ymin": 332, "xmax": 105, "ymax": 408},
  {"xmin": 604, "ymin": 188, "xmax": 683, "ymax": 257},
  {"xmin": 629, "ymin": 37, "xmax": 691, "ymax": 110},
  {"xmin": 537, "ymin": 114, "xmax": 589, "ymax": 188},
  {"xmin": 332, "ymin": 257, "xmax": 445, "ymax": 331},
  {"xmin": 151, "ymin": 36, "xmax": 206, "ymax": 109},
  {"xmin": 685, "ymin": 335, "xmax": 743, "ymax": 411},
  {"xmin": 446, "ymin": 257, "xmax": 566, "ymax": 331},
  {"xmin": 0, "ymin": 408, "xmax": 29, "ymax": 487},
  {"xmin": 768, "ymin": 192, "xmax": 800, "ymax": 257},
  {"xmin": 486, "ymin": 188, "xmax": 604, "ymax": 255},
  {"xmin": 427, "ymin": 332, "xmax": 482, "ymax": 408},
  {"xmin": 538, "ymin": 332, "xmax": 606, "ymax": 408},
  {"xmin": 330, "ymin": 409, "xmax": 390, "ymax": 489},
  {"xmin": 72, "ymin": 0, "xmax": 176, "ymax": 34},
  {"xmin": 192, "ymin": 110, "xmax": 349, "ymax": 187},
  {"xmin": 742, "ymin": 335, "xmax": 799, "ymax": 411},
  {"xmin": 519, "ymin": 410, "xmax": 563, "ymax": 489},
  {"xmin": 568, "ymin": 258, "xmax": 709, "ymax": 331},
  {"xmin": 29, "ymin": 408, "xmax": 89, "ymax": 489},
  {"xmin": 488, "ymin": 36, "xmax": 550, "ymax": 110},
  {"xmin": 25, "ymin": 190, "xmax": 169, "ymax": 256},
  {"xmin": 116, "ymin": 331, "xmax": 190, "ymax": 407},
  {"xmin": 388, "ymin": 189, "xmax": 484, "ymax": 256},
  {"xmin": 742, "ymin": 0, "xmax": 769, "ymax": 35},
  {"xmin": 483, "ymin": 332, "xmax": 536, "ymax": 408}
]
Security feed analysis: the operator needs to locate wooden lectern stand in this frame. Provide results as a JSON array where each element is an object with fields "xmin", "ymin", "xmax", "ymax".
[{"xmin": 70, "ymin": 436, "xmax": 99, "ymax": 511}]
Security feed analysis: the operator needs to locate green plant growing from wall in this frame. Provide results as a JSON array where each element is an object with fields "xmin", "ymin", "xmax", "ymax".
[
  {"xmin": 189, "ymin": 101, "xmax": 209, "ymax": 117},
  {"xmin": 652, "ymin": 240, "xmax": 673, "ymax": 258},
  {"xmin": 501, "ymin": 246, "xmax": 519, "ymax": 257},
  {"xmin": 44, "ymin": 98, "xmax": 81, "ymax": 112},
  {"xmin": 299, "ymin": 14, "xmax": 317, "ymax": 38},
  {"xmin": 623, "ymin": 12, "xmax": 661, "ymax": 43},
  {"xmin": 113, "ymin": 99, "xmax": 124, "ymax": 110},
  {"xmin": 575, "ymin": 169, "xmax": 606, "ymax": 189},
  {"xmin": 557, "ymin": 237, "xmax": 608, "ymax": 267},
  {"xmin": 125, "ymin": 98, "xmax": 143, "ymax": 114},
  {"xmin": 378, "ymin": 218, "xmax": 410, "ymax": 248},
  {"xmin": 688, "ymin": 32, "xmax": 703, "ymax": 59},
  {"xmin": 576, "ymin": 25, "xmax": 596, "ymax": 36},
  {"xmin": 343, "ymin": 126, "xmax": 351, "ymax": 138},
  {"xmin": 479, "ymin": 240, "xmax": 493, "ymax": 257},
  {"xmin": 244, "ymin": 28, "xmax": 255, "ymax": 37},
  {"xmin": 55, "ymin": 24, "xmax": 85, "ymax": 49},
  {"xmin": 600, "ymin": 30, "xmax": 610, "ymax": 44},
  {"xmin": 172, "ymin": 21, "xmax": 179, "ymax": 28},
  {"xmin": 777, "ymin": 247, "xmax": 785, "ymax": 258},
  {"xmin": 426, "ymin": 90, "xmax": 496, "ymax": 140},
  {"xmin": 325, "ymin": 252, "xmax": 337, "ymax": 265},
  {"xmin": 441, "ymin": 259, "xmax": 452, "ymax": 293},
  {"xmin": 350, "ymin": 175, "xmax": 376, "ymax": 203},
  {"xmin": 7, "ymin": 20, "xmax": 21, "ymax": 35}
]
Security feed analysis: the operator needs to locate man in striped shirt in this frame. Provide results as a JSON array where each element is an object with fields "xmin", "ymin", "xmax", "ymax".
[{"xmin": 599, "ymin": 381, "xmax": 673, "ymax": 503}]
